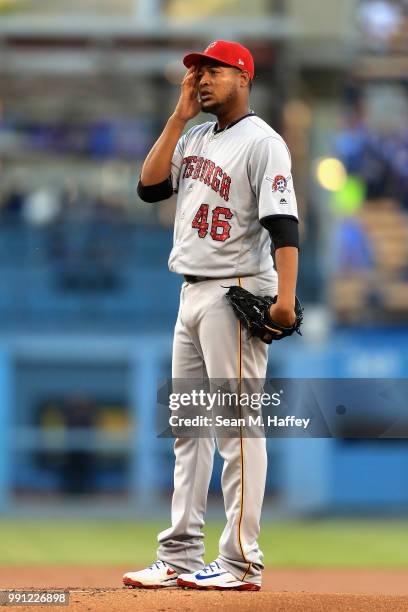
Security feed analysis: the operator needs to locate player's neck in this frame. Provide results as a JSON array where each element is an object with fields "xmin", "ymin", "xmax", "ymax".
[{"xmin": 215, "ymin": 104, "xmax": 251, "ymax": 131}]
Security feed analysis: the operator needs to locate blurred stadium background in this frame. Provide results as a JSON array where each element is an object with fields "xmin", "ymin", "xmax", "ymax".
[{"xmin": 0, "ymin": 0, "xmax": 408, "ymax": 566}]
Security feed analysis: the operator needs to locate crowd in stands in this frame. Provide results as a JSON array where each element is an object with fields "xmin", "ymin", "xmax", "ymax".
[
  {"xmin": 336, "ymin": 109, "xmax": 408, "ymax": 207},
  {"xmin": 331, "ymin": 83, "xmax": 408, "ymax": 322}
]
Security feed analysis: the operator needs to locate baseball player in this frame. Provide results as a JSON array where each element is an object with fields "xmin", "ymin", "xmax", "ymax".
[{"xmin": 123, "ymin": 40, "xmax": 299, "ymax": 591}]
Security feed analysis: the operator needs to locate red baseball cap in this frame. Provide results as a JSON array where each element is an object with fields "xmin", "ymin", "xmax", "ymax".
[{"xmin": 183, "ymin": 40, "xmax": 254, "ymax": 80}]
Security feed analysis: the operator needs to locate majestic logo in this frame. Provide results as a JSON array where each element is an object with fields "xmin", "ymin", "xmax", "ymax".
[{"xmin": 271, "ymin": 174, "xmax": 291, "ymax": 194}]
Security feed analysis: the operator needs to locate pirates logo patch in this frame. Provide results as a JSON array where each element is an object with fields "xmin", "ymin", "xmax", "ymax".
[{"xmin": 271, "ymin": 174, "xmax": 291, "ymax": 194}]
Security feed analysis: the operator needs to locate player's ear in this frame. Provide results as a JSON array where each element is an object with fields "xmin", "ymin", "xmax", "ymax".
[{"xmin": 239, "ymin": 70, "xmax": 251, "ymax": 89}]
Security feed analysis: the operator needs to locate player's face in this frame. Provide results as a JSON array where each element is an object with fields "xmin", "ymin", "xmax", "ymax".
[{"xmin": 197, "ymin": 62, "xmax": 243, "ymax": 114}]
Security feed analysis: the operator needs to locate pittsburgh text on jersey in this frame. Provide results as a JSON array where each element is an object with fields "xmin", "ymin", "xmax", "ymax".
[{"xmin": 181, "ymin": 156, "xmax": 231, "ymax": 202}]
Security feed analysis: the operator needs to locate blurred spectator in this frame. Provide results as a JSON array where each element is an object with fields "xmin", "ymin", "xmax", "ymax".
[
  {"xmin": 22, "ymin": 188, "xmax": 61, "ymax": 226},
  {"xmin": 60, "ymin": 395, "xmax": 94, "ymax": 496},
  {"xmin": 335, "ymin": 112, "xmax": 368, "ymax": 175},
  {"xmin": 359, "ymin": 0, "xmax": 403, "ymax": 42},
  {"xmin": 333, "ymin": 216, "xmax": 375, "ymax": 273},
  {"xmin": 1, "ymin": 181, "xmax": 26, "ymax": 222},
  {"xmin": 336, "ymin": 91, "xmax": 408, "ymax": 207}
]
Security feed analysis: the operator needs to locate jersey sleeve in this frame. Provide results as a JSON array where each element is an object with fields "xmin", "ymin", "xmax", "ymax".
[
  {"xmin": 248, "ymin": 136, "xmax": 298, "ymax": 221},
  {"xmin": 170, "ymin": 134, "xmax": 187, "ymax": 192}
]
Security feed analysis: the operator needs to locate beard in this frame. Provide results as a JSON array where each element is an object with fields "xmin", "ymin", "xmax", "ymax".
[
  {"xmin": 200, "ymin": 101, "xmax": 222, "ymax": 114},
  {"xmin": 199, "ymin": 89, "xmax": 237, "ymax": 115}
]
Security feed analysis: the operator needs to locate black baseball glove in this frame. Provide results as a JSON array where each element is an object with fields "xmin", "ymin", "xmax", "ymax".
[{"xmin": 225, "ymin": 285, "xmax": 303, "ymax": 344}]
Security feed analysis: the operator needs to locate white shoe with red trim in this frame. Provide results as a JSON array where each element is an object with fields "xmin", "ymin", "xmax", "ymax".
[
  {"xmin": 123, "ymin": 560, "xmax": 178, "ymax": 588},
  {"xmin": 177, "ymin": 560, "xmax": 260, "ymax": 591}
]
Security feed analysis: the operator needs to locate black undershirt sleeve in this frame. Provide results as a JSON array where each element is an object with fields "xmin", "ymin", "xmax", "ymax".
[
  {"xmin": 137, "ymin": 176, "xmax": 174, "ymax": 203},
  {"xmin": 260, "ymin": 214, "xmax": 299, "ymax": 250}
]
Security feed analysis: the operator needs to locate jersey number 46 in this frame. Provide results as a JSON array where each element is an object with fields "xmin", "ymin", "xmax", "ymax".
[{"xmin": 192, "ymin": 203, "xmax": 233, "ymax": 242}]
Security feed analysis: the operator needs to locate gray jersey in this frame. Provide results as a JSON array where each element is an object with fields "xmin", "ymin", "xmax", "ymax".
[{"xmin": 168, "ymin": 113, "xmax": 298, "ymax": 278}]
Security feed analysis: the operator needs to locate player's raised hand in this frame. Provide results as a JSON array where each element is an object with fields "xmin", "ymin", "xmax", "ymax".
[{"xmin": 173, "ymin": 67, "xmax": 201, "ymax": 122}]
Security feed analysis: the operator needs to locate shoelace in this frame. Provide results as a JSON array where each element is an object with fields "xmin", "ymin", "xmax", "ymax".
[
  {"xmin": 201, "ymin": 561, "xmax": 221, "ymax": 574},
  {"xmin": 149, "ymin": 561, "xmax": 166, "ymax": 571}
]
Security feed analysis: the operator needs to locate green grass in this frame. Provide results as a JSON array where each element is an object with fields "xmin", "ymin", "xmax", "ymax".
[{"xmin": 0, "ymin": 520, "xmax": 407, "ymax": 567}]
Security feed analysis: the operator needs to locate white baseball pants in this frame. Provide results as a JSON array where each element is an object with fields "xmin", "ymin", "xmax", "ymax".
[{"xmin": 157, "ymin": 271, "xmax": 277, "ymax": 586}]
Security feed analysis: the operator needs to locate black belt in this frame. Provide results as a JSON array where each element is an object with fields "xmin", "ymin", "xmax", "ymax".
[{"xmin": 184, "ymin": 275, "xmax": 212, "ymax": 284}]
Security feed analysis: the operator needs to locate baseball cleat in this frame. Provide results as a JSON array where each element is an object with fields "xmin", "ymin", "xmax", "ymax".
[
  {"xmin": 177, "ymin": 560, "xmax": 260, "ymax": 591},
  {"xmin": 123, "ymin": 560, "xmax": 178, "ymax": 588}
]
